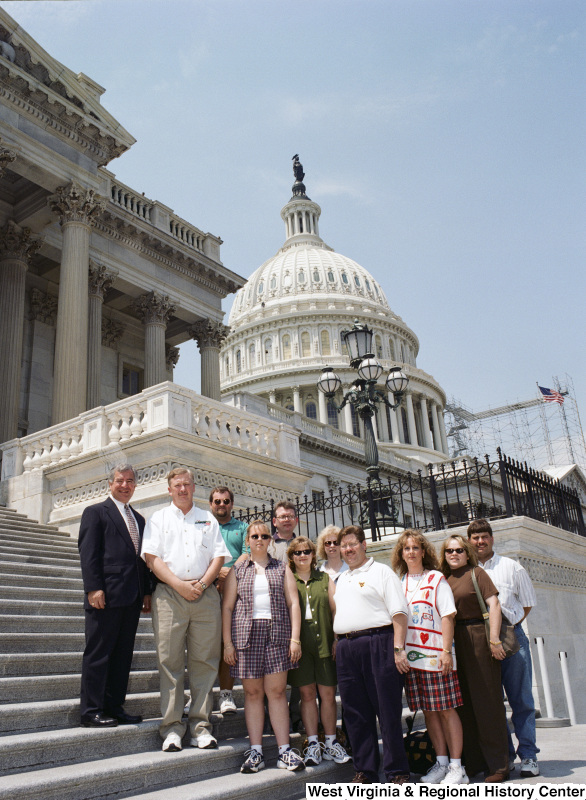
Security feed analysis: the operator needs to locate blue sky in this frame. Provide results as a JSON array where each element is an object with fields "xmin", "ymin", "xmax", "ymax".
[{"xmin": 4, "ymin": 0, "xmax": 584, "ymax": 425}]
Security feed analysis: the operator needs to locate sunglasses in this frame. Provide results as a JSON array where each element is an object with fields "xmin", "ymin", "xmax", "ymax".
[
  {"xmin": 324, "ymin": 541, "xmax": 338, "ymax": 547},
  {"xmin": 293, "ymin": 549, "xmax": 312, "ymax": 556},
  {"xmin": 250, "ymin": 533, "xmax": 271, "ymax": 540},
  {"xmin": 445, "ymin": 548, "xmax": 465, "ymax": 554},
  {"xmin": 213, "ymin": 498, "xmax": 232, "ymax": 505}
]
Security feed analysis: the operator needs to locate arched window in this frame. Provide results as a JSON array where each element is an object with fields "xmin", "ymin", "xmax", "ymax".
[
  {"xmin": 257, "ymin": 281, "xmax": 264, "ymax": 296},
  {"xmin": 375, "ymin": 335, "xmax": 383, "ymax": 359},
  {"xmin": 327, "ymin": 400, "xmax": 339, "ymax": 429},
  {"xmin": 224, "ymin": 356, "xmax": 230, "ymax": 377},
  {"xmin": 350, "ymin": 405, "xmax": 360, "ymax": 437},
  {"xmin": 327, "ymin": 270, "xmax": 335, "ymax": 283},
  {"xmin": 341, "ymin": 272, "xmax": 349, "ymax": 285},
  {"xmin": 285, "ymin": 403, "xmax": 294, "ymax": 412},
  {"xmin": 282, "ymin": 334, "xmax": 291, "ymax": 360},
  {"xmin": 305, "ymin": 401, "xmax": 317, "ymax": 419},
  {"xmin": 313, "ymin": 270, "xmax": 321, "ymax": 283},
  {"xmin": 236, "ymin": 350, "xmax": 242, "ymax": 373},
  {"xmin": 270, "ymin": 275, "xmax": 277, "ymax": 289},
  {"xmin": 301, "ymin": 331, "xmax": 311, "ymax": 358},
  {"xmin": 340, "ymin": 331, "xmax": 348, "ymax": 356},
  {"xmin": 365, "ymin": 278, "xmax": 371, "ymax": 291},
  {"xmin": 354, "ymin": 275, "xmax": 361, "ymax": 288},
  {"xmin": 264, "ymin": 337, "xmax": 273, "ymax": 364},
  {"xmin": 298, "ymin": 270, "xmax": 306, "ymax": 284},
  {"xmin": 320, "ymin": 330, "xmax": 331, "ymax": 355},
  {"xmin": 388, "ymin": 337, "xmax": 395, "ymax": 360},
  {"xmin": 249, "ymin": 343, "xmax": 256, "ymax": 367}
]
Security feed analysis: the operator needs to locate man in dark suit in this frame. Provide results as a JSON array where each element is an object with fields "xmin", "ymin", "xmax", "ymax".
[{"xmin": 78, "ymin": 463, "xmax": 151, "ymax": 727}]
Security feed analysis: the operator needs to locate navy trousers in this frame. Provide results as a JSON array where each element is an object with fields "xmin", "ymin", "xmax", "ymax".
[{"xmin": 336, "ymin": 628, "xmax": 408, "ymax": 781}]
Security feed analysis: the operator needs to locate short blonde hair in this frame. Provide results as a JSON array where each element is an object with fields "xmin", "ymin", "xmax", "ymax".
[
  {"xmin": 316, "ymin": 525, "xmax": 341, "ymax": 560},
  {"xmin": 440, "ymin": 534, "xmax": 478, "ymax": 576},
  {"xmin": 287, "ymin": 536, "xmax": 317, "ymax": 572}
]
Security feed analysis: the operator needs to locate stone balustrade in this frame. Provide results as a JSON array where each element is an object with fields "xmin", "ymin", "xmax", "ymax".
[
  {"xmin": 110, "ymin": 181, "xmax": 153, "ymax": 221},
  {"xmin": 0, "ymin": 382, "xmax": 297, "ymax": 481}
]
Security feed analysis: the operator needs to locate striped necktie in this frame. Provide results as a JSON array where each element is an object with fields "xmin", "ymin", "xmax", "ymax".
[{"xmin": 124, "ymin": 504, "xmax": 140, "ymax": 553}]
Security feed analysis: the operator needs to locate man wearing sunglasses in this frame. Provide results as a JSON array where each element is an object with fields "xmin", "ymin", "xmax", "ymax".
[{"xmin": 209, "ymin": 486, "xmax": 249, "ymax": 715}]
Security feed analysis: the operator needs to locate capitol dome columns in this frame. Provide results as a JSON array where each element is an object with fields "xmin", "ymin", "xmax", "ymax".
[
  {"xmin": 0, "ymin": 223, "xmax": 41, "ymax": 442},
  {"xmin": 87, "ymin": 263, "xmax": 117, "ymax": 409},
  {"xmin": 190, "ymin": 319, "xmax": 230, "ymax": 401},
  {"xmin": 48, "ymin": 183, "xmax": 105, "ymax": 424},
  {"xmin": 133, "ymin": 291, "xmax": 175, "ymax": 388}
]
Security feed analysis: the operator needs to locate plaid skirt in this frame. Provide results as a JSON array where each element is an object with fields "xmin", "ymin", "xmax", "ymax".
[
  {"xmin": 230, "ymin": 619, "xmax": 298, "ymax": 680},
  {"xmin": 405, "ymin": 667, "xmax": 463, "ymax": 711}
]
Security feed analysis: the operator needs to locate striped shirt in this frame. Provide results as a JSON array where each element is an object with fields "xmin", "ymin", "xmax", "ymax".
[{"xmin": 478, "ymin": 552, "xmax": 537, "ymax": 625}]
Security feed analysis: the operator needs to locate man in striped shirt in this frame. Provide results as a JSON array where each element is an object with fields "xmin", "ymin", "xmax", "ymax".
[{"xmin": 467, "ymin": 519, "xmax": 539, "ymax": 779}]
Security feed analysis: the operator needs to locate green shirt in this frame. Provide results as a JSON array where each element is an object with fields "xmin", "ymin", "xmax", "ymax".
[
  {"xmin": 294, "ymin": 569, "xmax": 334, "ymax": 659},
  {"xmin": 219, "ymin": 517, "xmax": 249, "ymax": 567}
]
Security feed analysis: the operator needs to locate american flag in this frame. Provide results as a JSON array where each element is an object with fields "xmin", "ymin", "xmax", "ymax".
[{"xmin": 538, "ymin": 386, "xmax": 565, "ymax": 405}]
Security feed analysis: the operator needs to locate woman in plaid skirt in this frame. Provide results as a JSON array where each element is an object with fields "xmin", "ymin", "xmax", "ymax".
[
  {"xmin": 222, "ymin": 520, "xmax": 304, "ymax": 774},
  {"xmin": 391, "ymin": 530, "xmax": 467, "ymax": 786}
]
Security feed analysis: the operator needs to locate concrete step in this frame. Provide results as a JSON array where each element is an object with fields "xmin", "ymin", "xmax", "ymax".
[
  {"xmin": 0, "ymin": 668, "xmax": 161, "ymax": 703},
  {"xmin": 0, "ymin": 538, "xmax": 79, "ymax": 558},
  {"xmin": 0, "ymin": 614, "xmax": 153, "ymax": 634},
  {"xmin": 0, "ymin": 572, "xmax": 83, "ymax": 591},
  {"xmin": 0, "ymin": 688, "xmax": 247, "ymax": 735},
  {"xmin": 0, "ymin": 519, "xmax": 70, "ymax": 536},
  {"xmin": 0, "ymin": 599, "xmax": 85, "ymax": 617},
  {"xmin": 0, "ymin": 551, "xmax": 81, "ymax": 568},
  {"xmin": 0, "ymin": 560, "xmax": 82, "ymax": 581},
  {"xmin": 0, "ymin": 631, "xmax": 155, "ymax": 654},
  {"xmin": 0, "ymin": 735, "xmax": 348, "ymax": 800},
  {"xmin": 1, "ymin": 585, "xmax": 83, "ymax": 603},
  {"xmin": 0, "ymin": 530, "xmax": 77, "ymax": 549},
  {"xmin": 0, "ymin": 650, "xmax": 157, "ymax": 677}
]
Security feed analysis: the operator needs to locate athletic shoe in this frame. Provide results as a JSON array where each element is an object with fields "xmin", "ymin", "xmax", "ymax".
[
  {"xmin": 420, "ymin": 762, "xmax": 449, "ymax": 783},
  {"xmin": 240, "ymin": 748, "xmax": 265, "ymax": 773},
  {"xmin": 509, "ymin": 759, "xmax": 516, "ymax": 772},
  {"xmin": 190, "ymin": 731, "xmax": 218, "ymax": 749},
  {"xmin": 304, "ymin": 741, "xmax": 324, "ymax": 766},
  {"xmin": 441, "ymin": 764, "xmax": 469, "ymax": 785},
  {"xmin": 219, "ymin": 690, "xmax": 237, "ymax": 715},
  {"xmin": 323, "ymin": 740, "xmax": 351, "ymax": 764},
  {"xmin": 520, "ymin": 758, "xmax": 539, "ymax": 777},
  {"xmin": 277, "ymin": 748, "xmax": 305, "ymax": 771},
  {"xmin": 162, "ymin": 732, "xmax": 182, "ymax": 752}
]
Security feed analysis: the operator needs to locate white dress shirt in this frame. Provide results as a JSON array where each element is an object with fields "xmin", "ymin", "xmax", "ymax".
[
  {"xmin": 141, "ymin": 503, "xmax": 230, "ymax": 581},
  {"xmin": 479, "ymin": 552, "xmax": 537, "ymax": 625},
  {"xmin": 109, "ymin": 494, "xmax": 139, "ymax": 532},
  {"xmin": 333, "ymin": 557, "xmax": 407, "ymax": 634}
]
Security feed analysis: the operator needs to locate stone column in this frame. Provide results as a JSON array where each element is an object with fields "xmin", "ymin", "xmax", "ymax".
[
  {"xmin": 190, "ymin": 318, "xmax": 229, "ymax": 401},
  {"xmin": 0, "ymin": 222, "xmax": 41, "ymax": 442},
  {"xmin": 430, "ymin": 402, "xmax": 443, "ymax": 453},
  {"xmin": 293, "ymin": 386, "xmax": 301, "ymax": 413},
  {"xmin": 387, "ymin": 395, "xmax": 401, "ymax": 443},
  {"xmin": 419, "ymin": 395, "xmax": 434, "ymax": 450},
  {"xmin": 48, "ymin": 183, "xmax": 105, "ymax": 424},
  {"xmin": 318, "ymin": 391, "xmax": 328, "ymax": 425},
  {"xmin": 343, "ymin": 392, "xmax": 353, "ymax": 435},
  {"xmin": 165, "ymin": 344, "xmax": 180, "ymax": 378},
  {"xmin": 405, "ymin": 392, "xmax": 418, "ymax": 446},
  {"xmin": 438, "ymin": 407, "xmax": 450, "ymax": 455},
  {"xmin": 133, "ymin": 291, "xmax": 175, "ymax": 388},
  {"xmin": 87, "ymin": 262, "xmax": 117, "ymax": 410}
]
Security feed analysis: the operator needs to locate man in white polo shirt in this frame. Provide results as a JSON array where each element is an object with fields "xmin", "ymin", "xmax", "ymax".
[
  {"xmin": 467, "ymin": 519, "xmax": 539, "ymax": 778},
  {"xmin": 142, "ymin": 467, "xmax": 230, "ymax": 753},
  {"xmin": 333, "ymin": 525, "xmax": 410, "ymax": 785}
]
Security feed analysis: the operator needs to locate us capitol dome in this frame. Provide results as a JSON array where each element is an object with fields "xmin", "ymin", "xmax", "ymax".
[{"xmin": 221, "ymin": 157, "xmax": 450, "ymax": 467}]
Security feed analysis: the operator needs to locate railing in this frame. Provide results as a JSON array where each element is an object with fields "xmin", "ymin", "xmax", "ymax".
[
  {"xmin": 235, "ymin": 450, "xmax": 586, "ymax": 541},
  {"xmin": 110, "ymin": 181, "xmax": 153, "ymax": 221}
]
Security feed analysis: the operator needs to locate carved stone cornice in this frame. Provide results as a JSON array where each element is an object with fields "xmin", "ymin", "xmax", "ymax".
[
  {"xmin": 132, "ymin": 290, "xmax": 175, "ymax": 327},
  {"xmin": 88, "ymin": 261, "xmax": 117, "ymax": 299},
  {"xmin": 29, "ymin": 287, "xmax": 58, "ymax": 325},
  {"xmin": 190, "ymin": 318, "xmax": 230, "ymax": 350},
  {"xmin": 165, "ymin": 344, "xmax": 180, "ymax": 369},
  {"xmin": 48, "ymin": 182, "xmax": 106, "ymax": 227},
  {"xmin": 0, "ymin": 220, "xmax": 41, "ymax": 263},
  {"xmin": 101, "ymin": 317, "xmax": 123, "ymax": 349},
  {"xmin": 0, "ymin": 143, "xmax": 16, "ymax": 177}
]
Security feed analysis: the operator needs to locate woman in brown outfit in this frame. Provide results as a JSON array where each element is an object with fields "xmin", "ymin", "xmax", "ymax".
[{"xmin": 440, "ymin": 535, "xmax": 509, "ymax": 783}]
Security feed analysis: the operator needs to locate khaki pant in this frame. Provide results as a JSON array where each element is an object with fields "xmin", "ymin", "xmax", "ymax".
[{"xmin": 152, "ymin": 582, "xmax": 221, "ymax": 739}]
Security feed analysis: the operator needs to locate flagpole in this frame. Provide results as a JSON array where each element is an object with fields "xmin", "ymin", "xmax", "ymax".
[{"xmin": 554, "ymin": 376, "xmax": 575, "ymax": 463}]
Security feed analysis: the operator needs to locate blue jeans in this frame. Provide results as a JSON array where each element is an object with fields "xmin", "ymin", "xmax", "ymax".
[{"xmin": 501, "ymin": 624, "xmax": 539, "ymax": 760}]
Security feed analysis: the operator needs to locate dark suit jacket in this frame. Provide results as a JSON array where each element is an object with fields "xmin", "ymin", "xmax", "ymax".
[{"xmin": 78, "ymin": 497, "xmax": 151, "ymax": 610}]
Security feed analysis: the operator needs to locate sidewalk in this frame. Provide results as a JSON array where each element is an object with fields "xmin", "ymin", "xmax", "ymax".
[{"xmin": 506, "ymin": 724, "xmax": 586, "ymax": 785}]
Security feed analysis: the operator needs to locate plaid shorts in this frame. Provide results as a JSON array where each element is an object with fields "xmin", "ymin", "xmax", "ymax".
[
  {"xmin": 405, "ymin": 667, "xmax": 463, "ymax": 711},
  {"xmin": 230, "ymin": 619, "xmax": 297, "ymax": 680}
]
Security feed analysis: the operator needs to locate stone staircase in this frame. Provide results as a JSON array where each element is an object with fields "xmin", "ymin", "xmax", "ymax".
[{"xmin": 0, "ymin": 506, "xmax": 352, "ymax": 799}]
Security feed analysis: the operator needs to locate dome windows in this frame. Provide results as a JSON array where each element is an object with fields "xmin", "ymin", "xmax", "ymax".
[
  {"xmin": 365, "ymin": 278, "xmax": 371, "ymax": 291},
  {"xmin": 305, "ymin": 400, "xmax": 317, "ymax": 420},
  {"xmin": 341, "ymin": 272, "xmax": 349, "ymax": 285},
  {"xmin": 249, "ymin": 343, "xmax": 256, "ymax": 366},
  {"xmin": 301, "ymin": 331, "xmax": 311, "ymax": 358},
  {"xmin": 298, "ymin": 270, "xmax": 306, "ymax": 284},
  {"xmin": 257, "ymin": 281, "xmax": 264, "ymax": 296},
  {"xmin": 270, "ymin": 275, "xmax": 277, "ymax": 290},
  {"xmin": 354, "ymin": 275, "xmax": 361, "ymax": 288},
  {"xmin": 236, "ymin": 349, "xmax": 242, "ymax": 373},
  {"xmin": 312, "ymin": 269, "xmax": 321, "ymax": 283},
  {"xmin": 282, "ymin": 334, "xmax": 291, "ymax": 360},
  {"xmin": 320, "ymin": 330, "xmax": 331, "ymax": 356},
  {"xmin": 327, "ymin": 270, "xmax": 335, "ymax": 283}
]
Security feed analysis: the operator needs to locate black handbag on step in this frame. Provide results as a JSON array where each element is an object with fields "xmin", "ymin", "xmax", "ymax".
[{"xmin": 404, "ymin": 709, "xmax": 436, "ymax": 774}]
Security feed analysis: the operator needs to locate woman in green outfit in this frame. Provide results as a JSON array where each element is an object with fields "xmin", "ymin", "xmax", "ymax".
[{"xmin": 286, "ymin": 536, "xmax": 351, "ymax": 768}]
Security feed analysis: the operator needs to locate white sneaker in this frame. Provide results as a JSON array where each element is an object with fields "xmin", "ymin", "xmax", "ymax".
[
  {"xmin": 277, "ymin": 748, "xmax": 305, "ymax": 771},
  {"xmin": 420, "ymin": 761, "xmax": 449, "ymax": 783},
  {"xmin": 520, "ymin": 758, "xmax": 539, "ymax": 777},
  {"xmin": 219, "ymin": 690, "xmax": 237, "ymax": 715},
  {"xmin": 441, "ymin": 764, "xmax": 469, "ymax": 785},
  {"xmin": 304, "ymin": 741, "xmax": 323, "ymax": 766},
  {"xmin": 241, "ymin": 748, "xmax": 265, "ymax": 773},
  {"xmin": 190, "ymin": 731, "xmax": 218, "ymax": 749},
  {"xmin": 322, "ymin": 739, "xmax": 351, "ymax": 764},
  {"xmin": 162, "ymin": 732, "xmax": 182, "ymax": 752}
]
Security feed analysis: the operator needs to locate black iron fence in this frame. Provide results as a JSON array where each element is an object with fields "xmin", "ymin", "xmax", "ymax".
[{"xmin": 235, "ymin": 450, "xmax": 585, "ymax": 541}]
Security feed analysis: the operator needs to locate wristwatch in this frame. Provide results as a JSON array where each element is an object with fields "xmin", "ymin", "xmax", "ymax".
[
  {"xmin": 199, "ymin": 580, "xmax": 207, "ymax": 590},
  {"xmin": 394, "ymin": 646, "xmax": 405, "ymax": 654}
]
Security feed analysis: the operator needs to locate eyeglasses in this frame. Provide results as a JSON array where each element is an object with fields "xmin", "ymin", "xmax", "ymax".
[
  {"xmin": 445, "ymin": 548, "xmax": 465, "ymax": 554},
  {"xmin": 213, "ymin": 498, "xmax": 232, "ymax": 505},
  {"xmin": 324, "ymin": 541, "xmax": 338, "ymax": 547},
  {"xmin": 293, "ymin": 549, "xmax": 312, "ymax": 556},
  {"xmin": 250, "ymin": 534, "xmax": 271, "ymax": 540},
  {"xmin": 275, "ymin": 515, "xmax": 296, "ymax": 521}
]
